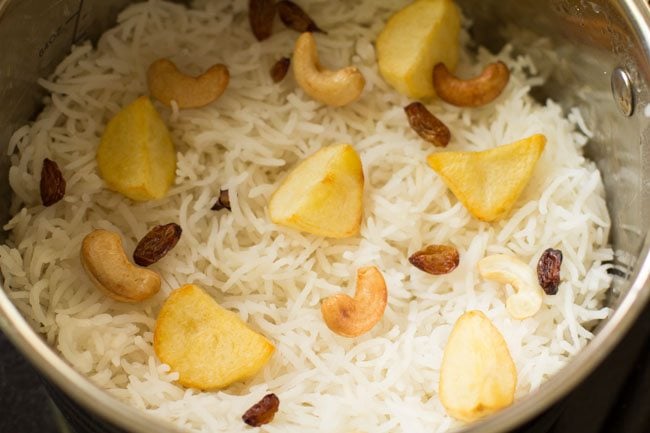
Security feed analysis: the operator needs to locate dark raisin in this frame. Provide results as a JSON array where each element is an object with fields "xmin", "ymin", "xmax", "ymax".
[
  {"xmin": 404, "ymin": 102, "xmax": 451, "ymax": 147},
  {"xmin": 211, "ymin": 189, "xmax": 231, "ymax": 211},
  {"xmin": 270, "ymin": 57, "xmax": 291, "ymax": 83},
  {"xmin": 133, "ymin": 223, "xmax": 182, "ymax": 267},
  {"xmin": 248, "ymin": 0, "xmax": 276, "ymax": 41},
  {"xmin": 40, "ymin": 158, "xmax": 66, "ymax": 206},
  {"xmin": 537, "ymin": 248, "xmax": 562, "ymax": 295},
  {"xmin": 242, "ymin": 393, "xmax": 280, "ymax": 427},
  {"xmin": 408, "ymin": 245, "xmax": 459, "ymax": 275},
  {"xmin": 277, "ymin": 1, "xmax": 326, "ymax": 34}
]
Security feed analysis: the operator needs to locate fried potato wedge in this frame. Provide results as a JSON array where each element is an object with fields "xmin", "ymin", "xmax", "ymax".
[
  {"xmin": 439, "ymin": 311, "xmax": 517, "ymax": 422},
  {"xmin": 269, "ymin": 144, "xmax": 364, "ymax": 238},
  {"xmin": 154, "ymin": 284, "xmax": 274, "ymax": 390},
  {"xmin": 427, "ymin": 134, "xmax": 546, "ymax": 221},
  {"xmin": 97, "ymin": 96, "xmax": 176, "ymax": 201},
  {"xmin": 376, "ymin": 0, "xmax": 461, "ymax": 99}
]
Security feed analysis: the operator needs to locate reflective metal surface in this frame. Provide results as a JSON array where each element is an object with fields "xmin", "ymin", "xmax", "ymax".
[
  {"xmin": 0, "ymin": 1, "xmax": 649, "ymax": 432},
  {"xmin": 611, "ymin": 66, "xmax": 635, "ymax": 116}
]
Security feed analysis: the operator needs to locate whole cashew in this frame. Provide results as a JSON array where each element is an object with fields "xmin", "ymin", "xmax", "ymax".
[
  {"xmin": 321, "ymin": 266, "xmax": 387, "ymax": 337},
  {"xmin": 147, "ymin": 58, "xmax": 230, "ymax": 109},
  {"xmin": 81, "ymin": 229, "xmax": 161, "ymax": 303},
  {"xmin": 292, "ymin": 32, "xmax": 366, "ymax": 107},
  {"xmin": 478, "ymin": 254, "xmax": 543, "ymax": 319},
  {"xmin": 433, "ymin": 61, "xmax": 510, "ymax": 107}
]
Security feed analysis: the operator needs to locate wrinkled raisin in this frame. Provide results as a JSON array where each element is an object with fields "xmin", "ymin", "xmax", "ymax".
[
  {"xmin": 537, "ymin": 248, "xmax": 562, "ymax": 295},
  {"xmin": 248, "ymin": 0, "xmax": 276, "ymax": 41},
  {"xmin": 211, "ymin": 189, "xmax": 231, "ymax": 211},
  {"xmin": 404, "ymin": 102, "xmax": 451, "ymax": 147},
  {"xmin": 277, "ymin": 1, "xmax": 325, "ymax": 34},
  {"xmin": 133, "ymin": 223, "xmax": 182, "ymax": 266},
  {"xmin": 242, "ymin": 393, "xmax": 280, "ymax": 427},
  {"xmin": 408, "ymin": 244, "xmax": 459, "ymax": 275},
  {"xmin": 270, "ymin": 57, "xmax": 291, "ymax": 83},
  {"xmin": 40, "ymin": 158, "xmax": 66, "ymax": 206}
]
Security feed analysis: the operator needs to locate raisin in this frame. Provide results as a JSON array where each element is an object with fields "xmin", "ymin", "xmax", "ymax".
[
  {"xmin": 277, "ymin": 1, "xmax": 325, "ymax": 34},
  {"xmin": 211, "ymin": 189, "xmax": 231, "ymax": 211},
  {"xmin": 408, "ymin": 244, "xmax": 459, "ymax": 275},
  {"xmin": 404, "ymin": 102, "xmax": 451, "ymax": 147},
  {"xmin": 133, "ymin": 223, "xmax": 182, "ymax": 267},
  {"xmin": 270, "ymin": 57, "xmax": 291, "ymax": 83},
  {"xmin": 40, "ymin": 158, "xmax": 66, "ymax": 206},
  {"xmin": 537, "ymin": 248, "xmax": 562, "ymax": 295},
  {"xmin": 242, "ymin": 393, "xmax": 280, "ymax": 427},
  {"xmin": 249, "ymin": 0, "xmax": 276, "ymax": 41}
]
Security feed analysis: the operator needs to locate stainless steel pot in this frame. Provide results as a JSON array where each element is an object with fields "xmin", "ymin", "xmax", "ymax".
[{"xmin": 0, "ymin": 1, "xmax": 649, "ymax": 432}]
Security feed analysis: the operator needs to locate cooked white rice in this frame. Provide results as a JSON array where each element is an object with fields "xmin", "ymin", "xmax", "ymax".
[{"xmin": 0, "ymin": 0, "xmax": 613, "ymax": 432}]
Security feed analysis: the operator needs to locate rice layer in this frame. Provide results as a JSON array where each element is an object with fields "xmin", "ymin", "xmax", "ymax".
[{"xmin": 0, "ymin": 1, "xmax": 612, "ymax": 432}]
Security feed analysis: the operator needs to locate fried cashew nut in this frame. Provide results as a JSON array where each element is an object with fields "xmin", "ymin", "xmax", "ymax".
[
  {"xmin": 81, "ymin": 229, "xmax": 161, "ymax": 302},
  {"xmin": 292, "ymin": 32, "xmax": 366, "ymax": 107},
  {"xmin": 147, "ymin": 58, "xmax": 230, "ymax": 109},
  {"xmin": 321, "ymin": 266, "xmax": 387, "ymax": 337},
  {"xmin": 433, "ymin": 61, "xmax": 510, "ymax": 107},
  {"xmin": 478, "ymin": 254, "xmax": 543, "ymax": 319}
]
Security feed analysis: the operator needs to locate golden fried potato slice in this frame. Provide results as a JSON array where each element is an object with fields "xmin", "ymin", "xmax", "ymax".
[
  {"xmin": 439, "ymin": 311, "xmax": 517, "ymax": 422},
  {"xmin": 154, "ymin": 284, "xmax": 274, "ymax": 390},
  {"xmin": 427, "ymin": 134, "xmax": 546, "ymax": 221},
  {"xmin": 376, "ymin": 0, "xmax": 461, "ymax": 99},
  {"xmin": 97, "ymin": 96, "xmax": 176, "ymax": 201},
  {"xmin": 269, "ymin": 144, "xmax": 364, "ymax": 238}
]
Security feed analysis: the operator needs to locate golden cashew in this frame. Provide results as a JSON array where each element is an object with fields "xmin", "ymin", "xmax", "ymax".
[
  {"xmin": 292, "ymin": 32, "xmax": 366, "ymax": 107},
  {"xmin": 320, "ymin": 266, "xmax": 387, "ymax": 337},
  {"xmin": 433, "ymin": 61, "xmax": 510, "ymax": 107},
  {"xmin": 478, "ymin": 254, "xmax": 543, "ymax": 319},
  {"xmin": 147, "ymin": 58, "xmax": 230, "ymax": 109},
  {"xmin": 81, "ymin": 229, "xmax": 161, "ymax": 303}
]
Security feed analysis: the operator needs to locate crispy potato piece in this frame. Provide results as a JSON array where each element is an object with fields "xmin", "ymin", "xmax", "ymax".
[
  {"xmin": 376, "ymin": 0, "xmax": 461, "ymax": 99},
  {"xmin": 97, "ymin": 96, "xmax": 176, "ymax": 201},
  {"xmin": 427, "ymin": 134, "xmax": 546, "ymax": 221},
  {"xmin": 439, "ymin": 311, "xmax": 517, "ymax": 422},
  {"xmin": 154, "ymin": 284, "xmax": 274, "ymax": 390},
  {"xmin": 269, "ymin": 144, "xmax": 364, "ymax": 238}
]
